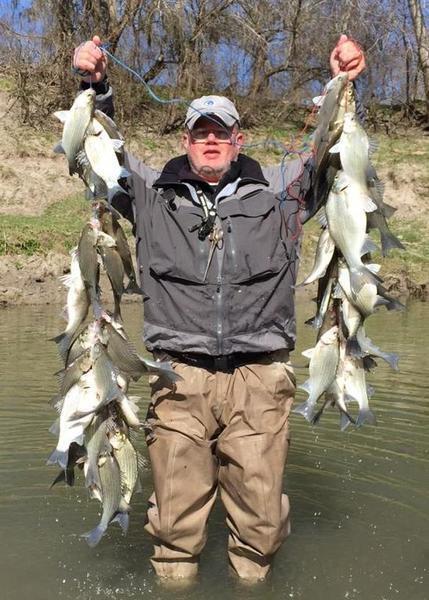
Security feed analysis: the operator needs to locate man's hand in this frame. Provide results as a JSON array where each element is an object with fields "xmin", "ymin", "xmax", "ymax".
[
  {"xmin": 72, "ymin": 35, "xmax": 107, "ymax": 83},
  {"xmin": 330, "ymin": 34, "xmax": 366, "ymax": 81}
]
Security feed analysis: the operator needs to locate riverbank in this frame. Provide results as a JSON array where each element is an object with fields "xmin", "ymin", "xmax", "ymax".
[{"xmin": 0, "ymin": 88, "xmax": 428, "ymax": 307}]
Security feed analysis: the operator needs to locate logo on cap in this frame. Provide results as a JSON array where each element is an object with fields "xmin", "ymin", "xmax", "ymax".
[{"xmin": 205, "ymin": 99, "xmax": 214, "ymax": 105}]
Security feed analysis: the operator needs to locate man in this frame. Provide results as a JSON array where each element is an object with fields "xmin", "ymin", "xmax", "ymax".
[{"xmin": 73, "ymin": 35, "xmax": 365, "ymax": 581}]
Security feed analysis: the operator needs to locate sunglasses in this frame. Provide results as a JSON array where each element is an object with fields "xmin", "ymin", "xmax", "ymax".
[{"xmin": 189, "ymin": 127, "xmax": 234, "ymax": 142}]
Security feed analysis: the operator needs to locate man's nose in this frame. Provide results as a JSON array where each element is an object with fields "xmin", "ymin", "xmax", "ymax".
[{"xmin": 206, "ymin": 132, "xmax": 218, "ymax": 142}]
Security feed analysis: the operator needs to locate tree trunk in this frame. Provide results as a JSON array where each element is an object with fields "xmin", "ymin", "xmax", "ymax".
[{"xmin": 408, "ymin": 0, "xmax": 429, "ymax": 122}]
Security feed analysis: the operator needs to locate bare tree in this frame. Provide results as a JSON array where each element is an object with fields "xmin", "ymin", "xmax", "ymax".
[{"xmin": 408, "ymin": 0, "xmax": 429, "ymax": 122}]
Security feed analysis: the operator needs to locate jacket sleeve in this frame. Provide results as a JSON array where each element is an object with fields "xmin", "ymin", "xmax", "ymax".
[{"xmin": 111, "ymin": 151, "xmax": 162, "ymax": 227}]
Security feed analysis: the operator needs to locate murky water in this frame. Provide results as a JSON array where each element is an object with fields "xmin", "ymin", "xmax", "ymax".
[{"xmin": 0, "ymin": 300, "xmax": 428, "ymax": 600}]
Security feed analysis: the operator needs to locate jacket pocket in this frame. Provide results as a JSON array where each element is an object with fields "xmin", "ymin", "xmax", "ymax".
[
  {"xmin": 149, "ymin": 201, "xmax": 208, "ymax": 283},
  {"xmin": 220, "ymin": 193, "xmax": 288, "ymax": 283}
]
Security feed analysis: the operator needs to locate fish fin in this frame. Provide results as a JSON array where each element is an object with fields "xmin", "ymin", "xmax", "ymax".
[
  {"xmin": 82, "ymin": 524, "xmax": 106, "ymax": 548},
  {"xmin": 107, "ymin": 183, "xmax": 128, "ymax": 204},
  {"xmin": 362, "ymin": 196, "xmax": 378, "ymax": 213},
  {"xmin": 49, "ymin": 418, "xmax": 60, "ymax": 436},
  {"xmin": 349, "ymin": 267, "xmax": 380, "ymax": 296},
  {"xmin": 97, "ymin": 231, "xmax": 116, "ymax": 247},
  {"xmin": 111, "ymin": 511, "xmax": 129, "ymax": 535},
  {"xmin": 304, "ymin": 315, "xmax": 322, "ymax": 329},
  {"xmin": 58, "ymin": 273, "xmax": 73, "ymax": 288},
  {"xmin": 301, "ymin": 348, "xmax": 314, "ymax": 359},
  {"xmin": 366, "ymin": 384, "xmax": 375, "ymax": 398},
  {"xmin": 53, "ymin": 141, "xmax": 65, "ymax": 154},
  {"xmin": 340, "ymin": 411, "xmax": 353, "ymax": 431},
  {"xmin": 329, "ymin": 142, "xmax": 341, "ymax": 154},
  {"xmin": 367, "ymin": 263, "xmax": 381, "ymax": 274},
  {"xmin": 141, "ymin": 358, "xmax": 183, "ymax": 384},
  {"xmin": 124, "ymin": 280, "xmax": 143, "ymax": 295},
  {"xmin": 356, "ymin": 409, "xmax": 377, "ymax": 427},
  {"xmin": 297, "ymin": 380, "xmax": 311, "ymax": 394},
  {"xmin": 293, "ymin": 400, "xmax": 315, "ymax": 422},
  {"xmin": 381, "ymin": 202, "xmax": 397, "ymax": 219},
  {"xmin": 50, "ymin": 331, "xmax": 72, "ymax": 360},
  {"xmin": 368, "ymin": 138, "xmax": 378, "ymax": 155},
  {"xmin": 118, "ymin": 167, "xmax": 131, "ymax": 179},
  {"xmin": 317, "ymin": 208, "xmax": 328, "ymax": 228},
  {"xmin": 47, "ymin": 449, "xmax": 68, "ymax": 470},
  {"xmin": 345, "ymin": 336, "xmax": 364, "ymax": 358},
  {"xmin": 361, "ymin": 236, "xmax": 379, "ymax": 255},
  {"xmin": 363, "ymin": 356, "xmax": 378, "ymax": 371},
  {"xmin": 111, "ymin": 139, "xmax": 124, "ymax": 152},
  {"xmin": 332, "ymin": 282, "xmax": 345, "ymax": 299},
  {"xmin": 53, "ymin": 110, "xmax": 69, "ymax": 123},
  {"xmin": 50, "ymin": 470, "xmax": 66, "ymax": 488},
  {"xmin": 385, "ymin": 352, "xmax": 400, "ymax": 371},
  {"xmin": 380, "ymin": 230, "xmax": 405, "ymax": 256}
]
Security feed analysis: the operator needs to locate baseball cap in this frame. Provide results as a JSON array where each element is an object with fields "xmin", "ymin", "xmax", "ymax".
[{"xmin": 185, "ymin": 95, "xmax": 240, "ymax": 130}]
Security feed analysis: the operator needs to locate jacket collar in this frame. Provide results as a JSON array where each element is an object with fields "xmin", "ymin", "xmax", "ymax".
[{"xmin": 153, "ymin": 154, "xmax": 269, "ymax": 196}]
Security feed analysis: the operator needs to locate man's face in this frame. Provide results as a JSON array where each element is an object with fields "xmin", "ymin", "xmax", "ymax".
[{"xmin": 182, "ymin": 117, "xmax": 244, "ymax": 183}]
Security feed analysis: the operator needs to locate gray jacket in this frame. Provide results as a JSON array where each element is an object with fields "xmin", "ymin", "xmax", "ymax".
[
  {"xmin": 112, "ymin": 151, "xmax": 320, "ymax": 356},
  {"xmin": 84, "ymin": 79, "xmax": 322, "ymax": 355}
]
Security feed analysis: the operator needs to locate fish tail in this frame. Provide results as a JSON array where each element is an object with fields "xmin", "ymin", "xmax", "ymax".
[
  {"xmin": 292, "ymin": 401, "xmax": 315, "ymax": 423},
  {"xmin": 82, "ymin": 524, "xmax": 107, "ymax": 548},
  {"xmin": 356, "ymin": 409, "xmax": 377, "ymax": 427}
]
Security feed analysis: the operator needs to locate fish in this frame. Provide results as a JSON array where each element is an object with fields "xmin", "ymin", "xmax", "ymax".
[
  {"xmin": 98, "ymin": 244, "xmax": 125, "ymax": 318},
  {"xmin": 82, "ymin": 454, "xmax": 129, "ymax": 547},
  {"xmin": 329, "ymin": 112, "xmax": 373, "ymax": 191},
  {"xmin": 343, "ymin": 355, "xmax": 377, "ymax": 427},
  {"xmin": 78, "ymin": 223, "xmax": 100, "ymax": 304},
  {"xmin": 51, "ymin": 248, "xmax": 90, "ymax": 361},
  {"xmin": 53, "ymin": 89, "xmax": 96, "ymax": 175},
  {"xmin": 340, "ymin": 294, "xmax": 365, "ymax": 358},
  {"xmin": 47, "ymin": 378, "xmax": 96, "ymax": 469},
  {"xmin": 325, "ymin": 173, "xmax": 380, "ymax": 294},
  {"xmin": 84, "ymin": 413, "xmax": 113, "ymax": 496},
  {"xmin": 98, "ymin": 204, "xmax": 142, "ymax": 295},
  {"xmin": 112, "ymin": 434, "xmax": 140, "ymax": 505},
  {"xmin": 297, "ymin": 227, "xmax": 336, "ymax": 286},
  {"xmin": 293, "ymin": 325, "xmax": 340, "ymax": 422},
  {"xmin": 84, "ymin": 117, "xmax": 130, "ymax": 203},
  {"xmin": 338, "ymin": 260, "xmax": 404, "ymax": 318},
  {"xmin": 101, "ymin": 317, "xmax": 182, "ymax": 385},
  {"xmin": 356, "ymin": 328, "xmax": 400, "ymax": 371}
]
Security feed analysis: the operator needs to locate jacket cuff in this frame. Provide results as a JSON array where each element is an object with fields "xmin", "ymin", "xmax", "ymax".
[{"xmin": 80, "ymin": 76, "xmax": 110, "ymax": 96}]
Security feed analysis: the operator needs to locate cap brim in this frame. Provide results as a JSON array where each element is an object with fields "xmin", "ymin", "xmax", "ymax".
[{"xmin": 186, "ymin": 110, "xmax": 238, "ymax": 130}]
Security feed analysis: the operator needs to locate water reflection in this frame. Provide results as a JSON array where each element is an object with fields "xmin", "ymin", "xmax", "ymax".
[{"xmin": 0, "ymin": 300, "xmax": 428, "ymax": 599}]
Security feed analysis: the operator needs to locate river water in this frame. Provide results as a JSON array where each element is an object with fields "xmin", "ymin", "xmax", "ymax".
[{"xmin": 0, "ymin": 300, "xmax": 428, "ymax": 600}]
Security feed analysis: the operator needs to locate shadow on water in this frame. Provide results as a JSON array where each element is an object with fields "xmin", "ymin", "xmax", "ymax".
[{"xmin": 0, "ymin": 300, "xmax": 428, "ymax": 599}]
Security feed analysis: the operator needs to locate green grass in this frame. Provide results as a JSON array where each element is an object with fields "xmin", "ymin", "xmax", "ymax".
[{"xmin": 0, "ymin": 195, "xmax": 89, "ymax": 256}]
